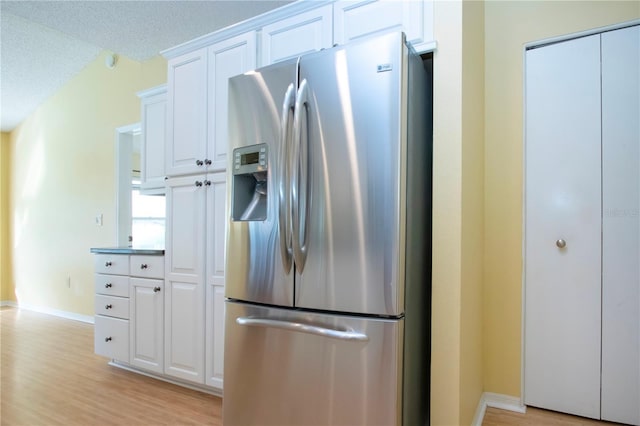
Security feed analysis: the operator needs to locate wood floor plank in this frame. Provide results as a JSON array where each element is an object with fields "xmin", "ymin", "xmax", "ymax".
[
  {"xmin": 0, "ymin": 307, "xmax": 221, "ymax": 426},
  {"xmin": 483, "ymin": 406, "xmax": 622, "ymax": 426}
]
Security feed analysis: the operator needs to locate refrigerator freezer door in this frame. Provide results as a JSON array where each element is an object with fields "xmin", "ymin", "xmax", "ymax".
[
  {"xmin": 293, "ymin": 32, "xmax": 406, "ymax": 316},
  {"xmin": 226, "ymin": 59, "xmax": 298, "ymax": 307},
  {"xmin": 223, "ymin": 301, "xmax": 403, "ymax": 426}
]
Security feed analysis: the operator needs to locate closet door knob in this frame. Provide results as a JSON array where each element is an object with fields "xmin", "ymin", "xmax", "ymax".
[
  {"xmin": 556, "ymin": 239, "xmax": 567, "ymax": 249},
  {"xmin": 153, "ymin": 287, "xmax": 161, "ymax": 293}
]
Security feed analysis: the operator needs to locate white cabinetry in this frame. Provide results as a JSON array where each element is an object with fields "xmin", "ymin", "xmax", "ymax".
[
  {"xmin": 524, "ymin": 24, "xmax": 639, "ymax": 425},
  {"xmin": 260, "ymin": 4, "xmax": 333, "ymax": 65},
  {"xmin": 208, "ymin": 33, "xmax": 257, "ymax": 171},
  {"xmin": 205, "ymin": 173, "xmax": 227, "ymax": 388},
  {"xmin": 165, "ymin": 172, "xmax": 226, "ymax": 387},
  {"xmin": 137, "ymin": 85, "xmax": 167, "ymax": 194},
  {"xmin": 333, "ymin": 0, "xmax": 434, "ymax": 51},
  {"xmin": 130, "ymin": 255, "xmax": 164, "ymax": 374},
  {"xmin": 166, "ymin": 32, "xmax": 256, "ymax": 177},
  {"xmin": 166, "ymin": 48, "xmax": 208, "ymax": 177},
  {"xmin": 94, "ymin": 254, "xmax": 130, "ymax": 362}
]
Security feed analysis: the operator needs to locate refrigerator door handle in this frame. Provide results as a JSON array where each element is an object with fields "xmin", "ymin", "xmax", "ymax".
[
  {"xmin": 278, "ymin": 83, "xmax": 296, "ymax": 274},
  {"xmin": 236, "ymin": 317, "xmax": 369, "ymax": 342},
  {"xmin": 292, "ymin": 78, "xmax": 310, "ymax": 272}
]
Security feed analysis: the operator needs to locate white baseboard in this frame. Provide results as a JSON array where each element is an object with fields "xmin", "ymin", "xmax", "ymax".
[
  {"xmin": 1, "ymin": 300, "xmax": 94, "ymax": 324},
  {"xmin": 472, "ymin": 392, "xmax": 526, "ymax": 426}
]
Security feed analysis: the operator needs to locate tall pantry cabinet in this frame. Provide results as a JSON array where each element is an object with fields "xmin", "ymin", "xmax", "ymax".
[
  {"xmin": 524, "ymin": 24, "xmax": 639, "ymax": 425},
  {"xmin": 164, "ymin": 31, "xmax": 256, "ymax": 388}
]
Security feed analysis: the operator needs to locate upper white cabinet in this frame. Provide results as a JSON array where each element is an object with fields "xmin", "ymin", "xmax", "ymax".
[
  {"xmin": 166, "ymin": 48, "xmax": 208, "ymax": 177},
  {"xmin": 208, "ymin": 33, "xmax": 257, "ymax": 171},
  {"xmin": 260, "ymin": 4, "xmax": 333, "ymax": 65},
  {"xmin": 165, "ymin": 33, "xmax": 256, "ymax": 177},
  {"xmin": 333, "ymin": 0, "xmax": 434, "ymax": 52},
  {"xmin": 137, "ymin": 85, "xmax": 167, "ymax": 194},
  {"xmin": 524, "ymin": 24, "xmax": 639, "ymax": 426}
]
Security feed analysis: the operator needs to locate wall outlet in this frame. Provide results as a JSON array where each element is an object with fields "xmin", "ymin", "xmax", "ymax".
[
  {"xmin": 66, "ymin": 276, "xmax": 71, "ymax": 289},
  {"xmin": 95, "ymin": 213, "xmax": 103, "ymax": 226}
]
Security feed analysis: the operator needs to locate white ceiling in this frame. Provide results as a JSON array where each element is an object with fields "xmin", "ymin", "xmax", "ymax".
[{"xmin": 0, "ymin": 0, "xmax": 293, "ymax": 132}]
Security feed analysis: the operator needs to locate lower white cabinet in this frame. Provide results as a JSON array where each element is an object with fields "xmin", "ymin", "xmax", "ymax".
[
  {"xmin": 165, "ymin": 172, "xmax": 227, "ymax": 388},
  {"xmin": 130, "ymin": 277, "xmax": 164, "ymax": 374}
]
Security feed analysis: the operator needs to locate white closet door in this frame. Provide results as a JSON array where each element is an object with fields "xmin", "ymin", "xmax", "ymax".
[
  {"xmin": 524, "ymin": 34, "xmax": 602, "ymax": 419},
  {"xmin": 601, "ymin": 25, "xmax": 640, "ymax": 426}
]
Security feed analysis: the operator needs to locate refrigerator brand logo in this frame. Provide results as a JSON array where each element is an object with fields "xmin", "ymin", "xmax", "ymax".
[{"xmin": 377, "ymin": 63, "xmax": 393, "ymax": 73}]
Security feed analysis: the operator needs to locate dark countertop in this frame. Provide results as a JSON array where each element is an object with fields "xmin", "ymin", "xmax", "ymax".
[{"xmin": 90, "ymin": 247, "xmax": 165, "ymax": 255}]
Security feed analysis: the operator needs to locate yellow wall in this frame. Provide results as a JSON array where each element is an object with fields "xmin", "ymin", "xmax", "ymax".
[
  {"xmin": 431, "ymin": 1, "xmax": 486, "ymax": 424},
  {"xmin": 7, "ymin": 51, "xmax": 166, "ymax": 314},
  {"xmin": 1, "ymin": 132, "xmax": 14, "ymax": 302},
  {"xmin": 483, "ymin": 0, "xmax": 640, "ymax": 398}
]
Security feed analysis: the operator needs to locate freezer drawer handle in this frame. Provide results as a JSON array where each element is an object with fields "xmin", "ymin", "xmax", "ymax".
[{"xmin": 236, "ymin": 317, "xmax": 368, "ymax": 342}]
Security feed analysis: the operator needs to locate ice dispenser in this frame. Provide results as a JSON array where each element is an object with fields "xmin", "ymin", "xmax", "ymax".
[{"xmin": 231, "ymin": 144, "xmax": 268, "ymax": 221}]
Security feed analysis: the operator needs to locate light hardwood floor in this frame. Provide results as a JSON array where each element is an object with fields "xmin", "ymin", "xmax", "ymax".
[
  {"xmin": 1, "ymin": 306, "xmax": 624, "ymax": 426},
  {"xmin": 0, "ymin": 306, "xmax": 221, "ymax": 425},
  {"xmin": 483, "ymin": 406, "xmax": 621, "ymax": 426}
]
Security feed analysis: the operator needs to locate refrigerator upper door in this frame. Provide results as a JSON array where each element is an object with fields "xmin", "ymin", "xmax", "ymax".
[
  {"xmin": 223, "ymin": 300, "xmax": 403, "ymax": 426},
  {"xmin": 293, "ymin": 32, "xmax": 406, "ymax": 316},
  {"xmin": 226, "ymin": 59, "xmax": 298, "ymax": 307}
]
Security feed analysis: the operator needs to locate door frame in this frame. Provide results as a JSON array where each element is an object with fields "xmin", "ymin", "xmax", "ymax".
[{"xmin": 115, "ymin": 123, "xmax": 141, "ymax": 246}]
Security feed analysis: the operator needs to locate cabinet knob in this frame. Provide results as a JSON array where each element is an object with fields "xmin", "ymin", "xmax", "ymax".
[
  {"xmin": 105, "ymin": 283, "xmax": 112, "ymax": 288},
  {"xmin": 105, "ymin": 261, "xmax": 112, "ymax": 267},
  {"xmin": 105, "ymin": 304, "xmax": 113, "ymax": 309},
  {"xmin": 196, "ymin": 160, "xmax": 204, "ymax": 166},
  {"xmin": 556, "ymin": 239, "xmax": 567, "ymax": 249},
  {"xmin": 154, "ymin": 286, "xmax": 161, "ymax": 293},
  {"xmin": 195, "ymin": 181, "xmax": 203, "ymax": 187},
  {"xmin": 204, "ymin": 159, "xmax": 212, "ymax": 166},
  {"xmin": 204, "ymin": 180, "xmax": 211, "ymax": 186},
  {"xmin": 140, "ymin": 264, "xmax": 148, "ymax": 269},
  {"xmin": 105, "ymin": 337, "xmax": 112, "ymax": 342}
]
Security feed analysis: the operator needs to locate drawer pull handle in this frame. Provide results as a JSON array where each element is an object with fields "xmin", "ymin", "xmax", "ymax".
[
  {"xmin": 105, "ymin": 337, "xmax": 112, "ymax": 342},
  {"xmin": 140, "ymin": 264, "xmax": 148, "ymax": 269},
  {"xmin": 153, "ymin": 286, "xmax": 161, "ymax": 293},
  {"xmin": 105, "ymin": 304, "xmax": 113, "ymax": 309},
  {"xmin": 105, "ymin": 283, "xmax": 112, "ymax": 288},
  {"xmin": 105, "ymin": 261, "xmax": 112, "ymax": 267}
]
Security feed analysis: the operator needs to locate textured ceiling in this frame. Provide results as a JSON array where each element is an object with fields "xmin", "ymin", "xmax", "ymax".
[{"xmin": 0, "ymin": 0, "xmax": 293, "ymax": 132}]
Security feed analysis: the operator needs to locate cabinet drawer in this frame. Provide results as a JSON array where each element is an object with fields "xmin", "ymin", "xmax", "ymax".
[
  {"xmin": 94, "ymin": 254, "xmax": 129, "ymax": 275},
  {"xmin": 130, "ymin": 255, "xmax": 164, "ymax": 279},
  {"xmin": 94, "ymin": 315, "xmax": 129, "ymax": 361},
  {"xmin": 95, "ymin": 294, "xmax": 129, "ymax": 319},
  {"xmin": 94, "ymin": 274, "xmax": 129, "ymax": 297}
]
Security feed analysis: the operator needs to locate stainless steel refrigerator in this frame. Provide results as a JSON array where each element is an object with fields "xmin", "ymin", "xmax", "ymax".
[{"xmin": 224, "ymin": 31, "xmax": 432, "ymax": 426}]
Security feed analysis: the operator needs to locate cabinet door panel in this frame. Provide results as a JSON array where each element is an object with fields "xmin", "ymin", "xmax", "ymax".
[
  {"xmin": 261, "ymin": 5, "xmax": 332, "ymax": 65},
  {"xmin": 333, "ymin": 0, "xmax": 432, "ymax": 50},
  {"xmin": 206, "ymin": 173, "xmax": 227, "ymax": 287},
  {"xmin": 140, "ymin": 87, "xmax": 167, "ymax": 192},
  {"xmin": 130, "ymin": 278, "xmax": 164, "ymax": 374},
  {"xmin": 205, "ymin": 284, "xmax": 225, "ymax": 389},
  {"xmin": 208, "ymin": 33, "xmax": 257, "ymax": 171},
  {"xmin": 601, "ymin": 25, "xmax": 640, "ymax": 426},
  {"xmin": 524, "ymin": 34, "xmax": 602, "ymax": 419},
  {"xmin": 165, "ymin": 176, "xmax": 206, "ymax": 281},
  {"xmin": 166, "ymin": 48, "xmax": 208, "ymax": 176},
  {"xmin": 164, "ymin": 281, "xmax": 204, "ymax": 384}
]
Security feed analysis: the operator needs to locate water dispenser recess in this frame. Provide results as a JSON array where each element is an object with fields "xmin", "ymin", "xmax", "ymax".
[{"xmin": 231, "ymin": 144, "xmax": 268, "ymax": 221}]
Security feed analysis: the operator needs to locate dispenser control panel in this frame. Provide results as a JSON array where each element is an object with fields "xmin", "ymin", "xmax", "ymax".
[{"xmin": 233, "ymin": 144, "xmax": 268, "ymax": 175}]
